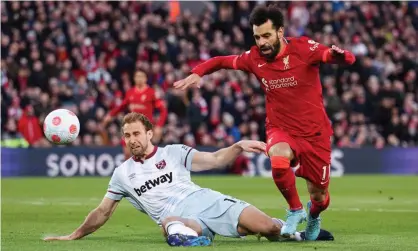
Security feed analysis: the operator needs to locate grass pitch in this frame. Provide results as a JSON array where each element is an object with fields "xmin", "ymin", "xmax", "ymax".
[{"xmin": 2, "ymin": 175, "xmax": 418, "ymax": 251}]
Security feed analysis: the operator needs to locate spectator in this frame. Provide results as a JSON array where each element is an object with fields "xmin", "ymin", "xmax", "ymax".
[
  {"xmin": 1, "ymin": 1, "xmax": 417, "ymax": 149},
  {"xmin": 17, "ymin": 105, "xmax": 49, "ymax": 147},
  {"xmin": 222, "ymin": 112, "xmax": 241, "ymax": 142},
  {"xmin": 1, "ymin": 119, "xmax": 29, "ymax": 148}
]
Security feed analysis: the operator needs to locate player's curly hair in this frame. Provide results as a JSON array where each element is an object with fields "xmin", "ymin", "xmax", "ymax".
[
  {"xmin": 249, "ymin": 4, "xmax": 284, "ymax": 30},
  {"xmin": 122, "ymin": 112, "xmax": 153, "ymax": 131}
]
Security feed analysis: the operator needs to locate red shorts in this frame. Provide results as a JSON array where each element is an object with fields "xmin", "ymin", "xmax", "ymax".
[{"xmin": 266, "ymin": 127, "xmax": 332, "ymax": 189}]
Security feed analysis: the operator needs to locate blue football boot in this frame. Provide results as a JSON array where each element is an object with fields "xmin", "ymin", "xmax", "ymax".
[
  {"xmin": 280, "ymin": 208, "xmax": 307, "ymax": 237},
  {"xmin": 305, "ymin": 201, "xmax": 321, "ymax": 240},
  {"xmin": 167, "ymin": 234, "xmax": 212, "ymax": 247}
]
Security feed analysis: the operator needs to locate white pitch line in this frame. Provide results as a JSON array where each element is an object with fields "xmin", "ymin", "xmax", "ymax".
[
  {"xmin": 3, "ymin": 200, "xmax": 418, "ymax": 213},
  {"xmin": 328, "ymin": 207, "xmax": 418, "ymax": 213}
]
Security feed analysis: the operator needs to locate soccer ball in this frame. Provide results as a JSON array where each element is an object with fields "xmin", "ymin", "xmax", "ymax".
[{"xmin": 43, "ymin": 109, "xmax": 80, "ymax": 144}]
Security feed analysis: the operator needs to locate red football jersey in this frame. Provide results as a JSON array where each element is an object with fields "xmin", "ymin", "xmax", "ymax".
[
  {"xmin": 110, "ymin": 87, "xmax": 167, "ymax": 127},
  {"xmin": 232, "ymin": 37, "xmax": 335, "ymax": 137}
]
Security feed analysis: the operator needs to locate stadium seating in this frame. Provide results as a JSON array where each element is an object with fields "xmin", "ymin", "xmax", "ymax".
[{"xmin": 1, "ymin": 1, "xmax": 417, "ymax": 148}]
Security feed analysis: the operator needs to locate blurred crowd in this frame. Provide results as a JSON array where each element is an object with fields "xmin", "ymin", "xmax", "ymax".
[{"xmin": 1, "ymin": 1, "xmax": 417, "ymax": 149}]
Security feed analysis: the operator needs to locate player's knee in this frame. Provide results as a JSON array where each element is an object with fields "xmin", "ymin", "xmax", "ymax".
[
  {"xmin": 268, "ymin": 142, "xmax": 294, "ymax": 160},
  {"xmin": 269, "ymin": 143, "xmax": 293, "ymax": 173},
  {"xmin": 161, "ymin": 216, "xmax": 183, "ymax": 236},
  {"xmin": 161, "ymin": 216, "xmax": 181, "ymax": 229},
  {"xmin": 261, "ymin": 219, "xmax": 281, "ymax": 236},
  {"xmin": 161, "ymin": 217, "xmax": 203, "ymax": 236}
]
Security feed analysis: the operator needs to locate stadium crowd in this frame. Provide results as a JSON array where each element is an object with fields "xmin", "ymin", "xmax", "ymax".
[{"xmin": 1, "ymin": 1, "xmax": 417, "ymax": 149}]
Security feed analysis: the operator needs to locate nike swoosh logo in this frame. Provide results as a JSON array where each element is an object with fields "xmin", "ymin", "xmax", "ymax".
[
  {"xmin": 320, "ymin": 180, "xmax": 329, "ymax": 185},
  {"xmin": 258, "ymin": 63, "xmax": 266, "ymax": 67}
]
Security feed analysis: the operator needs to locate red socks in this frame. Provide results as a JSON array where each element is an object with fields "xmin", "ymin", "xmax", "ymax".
[
  {"xmin": 271, "ymin": 156, "xmax": 330, "ymax": 215},
  {"xmin": 310, "ymin": 193, "xmax": 330, "ymax": 218},
  {"xmin": 271, "ymin": 156, "xmax": 303, "ymax": 211}
]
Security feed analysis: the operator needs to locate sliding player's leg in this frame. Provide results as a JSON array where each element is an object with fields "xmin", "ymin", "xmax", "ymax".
[
  {"xmin": 161, "ymin": 188, "xmax": 334, "ymax": 245},
  {"xmin": 266, "ymin": 128, "xmax": 306, "ymax": 237},
  {"xmin": 162, "ymin": 189, "xmax": 252, "ymax": 245},
  {"xmin": 170, "ymin": 190, "xmax": 296, "ymax": 242},
  {"xmin": 237, "ymin": 205, "xmax": 335, "ymax": 242},
  {"xmin": 160, "ymin": 189, "xmax": 229, "ymax": 246},
  {"xmin": 161, "ymin": 216, "xmax": 212, "ymax": 247},
  {"xmin": 236, "ymin": 205, "xmax": 283, "ymax": 241}
]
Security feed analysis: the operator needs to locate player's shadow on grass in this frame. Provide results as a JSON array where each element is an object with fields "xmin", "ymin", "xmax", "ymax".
[
  {"xmin": 83, "ymin": 235, "xmax": 335, "ymax": 247},
  {"xmin": 83, "ymin": 235, "xmax": 163, "ymax": 244},
  {"xmin": 213, "ymin": 238, "xmax": 334, "ymax": 246}
]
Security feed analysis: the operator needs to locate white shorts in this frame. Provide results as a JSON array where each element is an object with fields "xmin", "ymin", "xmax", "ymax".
[{"xmin": 166, "ymin": 188, "xmax": 251, "ymax": 240}]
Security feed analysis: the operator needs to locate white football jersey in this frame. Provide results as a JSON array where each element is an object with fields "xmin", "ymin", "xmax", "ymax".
[{"xmin": 105, "ymin": 144, "xmax": 204, "ymax": 225}]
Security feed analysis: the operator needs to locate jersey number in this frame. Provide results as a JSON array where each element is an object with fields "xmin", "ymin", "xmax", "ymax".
[
  {"xmin": 322, "ymin": 165, "xmax": 330, "ymax": 181},
  {"xmin": 224, "ymin": 198, "xmax": 236, "ymax": 203}
]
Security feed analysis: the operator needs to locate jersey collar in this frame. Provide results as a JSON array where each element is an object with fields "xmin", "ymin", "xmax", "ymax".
[
  {"xmin": 275, "ymin": 37, "xmax": 289, "ymax": 59},
  {"xmin": 132, "ymin": 145, "xmax": 158, "ymax": 163}
]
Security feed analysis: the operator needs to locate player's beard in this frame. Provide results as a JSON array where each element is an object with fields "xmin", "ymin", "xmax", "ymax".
[
  {"xmin": 130, "ymin": 140, "xmax": 148, "ymax": 159},
  {"xmin": 259, "ymin": 35, "xmax": 281, "ymax": 61}
]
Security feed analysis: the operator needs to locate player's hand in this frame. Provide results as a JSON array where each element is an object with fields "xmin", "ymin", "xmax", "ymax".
[
  {"xmin": 43, "ymin": 235, "xmax": 75, "ymax": 241},
  {"xmin": 330, "ymin": 45, "xmax": 345, "ymax": 56},
  {"xmin": 236, "ymin": 140, "xmax": 266, "ymax": 154},
  {"xmin": 173, "ymin": 73, "xmax": 202, "ymax": 90}
]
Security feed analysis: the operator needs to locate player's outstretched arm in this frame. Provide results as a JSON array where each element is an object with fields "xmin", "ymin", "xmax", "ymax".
[
  {"xmin": 300, "ymin": 37, "xmax": 355, "ymax": 66},
  {"xmin": 43, "ymin": 197, "xmax": 119, "ymax": 241},
  {"xmin": 103, "ymin": 93, "xmax": 130, "ymax": 127},
  {"xmin": 191, "ymin": 140, "xmax": 266, "ymax": 172},
  {"xmin": 173, "ymin": 52, "xmax": 252, "ymax": 90},
  {"xmin": 173, "ymin": 56, "xmax": 235, "ymax": 90}
]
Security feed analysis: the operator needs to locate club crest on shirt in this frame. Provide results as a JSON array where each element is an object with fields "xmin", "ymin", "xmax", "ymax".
[
  {"xmin": 155, "ymin": 159, "xmax": 166, "ymax": 170},
  {"xmin": 283, "ymin": 55, "xmax": 290, "ymax": 70},
  {"xmin": 261, "ymin": 78, "xmax": 269, "ymax": 91}
]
